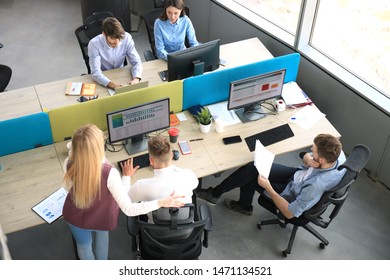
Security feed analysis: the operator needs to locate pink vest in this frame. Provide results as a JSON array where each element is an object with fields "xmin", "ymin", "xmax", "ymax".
[{"xmin": 62, "ymin": 162, "xmax": 120, "ymax": 230}]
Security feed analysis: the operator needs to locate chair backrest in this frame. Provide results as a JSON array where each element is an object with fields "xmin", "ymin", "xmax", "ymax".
[
  {"xmin": 0, "ymin": 64, "xmax": 12, "ymax": 92},
  {"xmin": 302, "ymin": 144, "xmax": 370, "ymax": 228},
  {"xmin": 75, "ymin": 11, "xmax": 126, "ymax": 74},
  {"xmin": 142, "ymin": 7, "xmax": 191, "ymax": 60},
  {"xmin": 127, "ymin": 203, "xmax": 212, "ymax": 260}
]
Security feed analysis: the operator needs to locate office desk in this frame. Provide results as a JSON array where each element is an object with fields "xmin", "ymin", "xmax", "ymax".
[
  {"xmin": 0, "ymin": 86, "xmax": 41, "ymax": 121},
  {"xmin": 33, "ymin": 37, "xmax": 272, "ymax": 111},
  {"xmin": 0, "ymin": 145, "xmax": 64, "ymax": 234}
]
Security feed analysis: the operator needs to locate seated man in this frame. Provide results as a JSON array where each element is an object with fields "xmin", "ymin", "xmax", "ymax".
[
  {"xmin": 125, "ymin": 135, "xmax": 198, "ymax": 221},
  {"xmin": 196, "ymin": 134, "xmax": 346, "ymax": 218},
  {"xmin": 88, "ymin": 17, "xmax": 143, "ymax": 89}
]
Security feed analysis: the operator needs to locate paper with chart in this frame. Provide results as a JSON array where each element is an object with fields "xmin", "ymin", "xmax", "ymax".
[
  {"xmin": 32, "ymin": 187, "xmax": 68, "ymax": 224},
  {"xmin": 254, "ymin": 140, "xmax": 275, "ymax": 178}
]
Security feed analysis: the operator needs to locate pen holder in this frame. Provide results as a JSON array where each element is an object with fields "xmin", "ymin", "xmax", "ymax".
[
  {"xmin": 276, "ymin": 99, "xmax": 286, "ymax": 112},
  {"xmin": 168, "ymin": 128, "xmax": 180, "ymax": 143}
]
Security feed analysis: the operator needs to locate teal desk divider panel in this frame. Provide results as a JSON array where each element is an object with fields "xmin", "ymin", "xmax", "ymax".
[
  {"xmin": 182, "ymin": 53, "xmax": 300, "ymax": 110},
  {"xmin": 0, "ymin": 112, "xmax": 53, "ymax": 156}
]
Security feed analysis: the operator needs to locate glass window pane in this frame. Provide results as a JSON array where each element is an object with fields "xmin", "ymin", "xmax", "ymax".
[
  {"xmin": 234, "ymin": 0, "xmax": 302, "ymax": 35},
  {"xmin": 311, "ymin": 0, "xmax": 390, "ymax": 97}
]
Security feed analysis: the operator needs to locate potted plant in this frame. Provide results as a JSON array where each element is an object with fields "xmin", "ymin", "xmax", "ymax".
[{"xmin": 196, "ymin": 107, "xmax": 212, "ymax": 133}]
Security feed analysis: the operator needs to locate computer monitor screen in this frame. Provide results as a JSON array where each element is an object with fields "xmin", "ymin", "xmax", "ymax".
[
  {"xmin": 228, "ymin": 69, "xmax": 286, "ymax": 123},
  {"xmin": 167, "ymin": 39, "xmax": 220, "ymax": 81},
  {"xmin": 106, "ymin": 98, "xmax": 170, "ymax": 155}
]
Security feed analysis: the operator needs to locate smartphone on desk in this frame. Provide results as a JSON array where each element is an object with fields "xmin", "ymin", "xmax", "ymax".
[
  {"xmin": 222, "ymin": 135, "xmax": 242, "ymax": 145},
  {"xmin": 178, "ymin": 140, "xmax": 192, "ymax": 155}
]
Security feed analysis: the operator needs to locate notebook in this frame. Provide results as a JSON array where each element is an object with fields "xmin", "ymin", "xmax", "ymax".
[{"xmin": 107, "ymin": 81, "xmax": 149, "ymax": 96}]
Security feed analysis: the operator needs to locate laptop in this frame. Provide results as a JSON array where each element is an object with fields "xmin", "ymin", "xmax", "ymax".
[{"xmin": 107, "ymin": 81, "xmax": 149, "ymax": 96}]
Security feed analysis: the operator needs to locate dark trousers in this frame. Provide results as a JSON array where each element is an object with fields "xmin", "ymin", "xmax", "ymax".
[{"xmin": 212, "ymin": 162, "xmax": 298, "ymax": 209}]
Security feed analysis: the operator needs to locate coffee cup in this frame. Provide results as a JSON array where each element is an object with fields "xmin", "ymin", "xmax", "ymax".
[{"xmin": 168, "ymin": 128, "xmax": 180, "ymax": 143}]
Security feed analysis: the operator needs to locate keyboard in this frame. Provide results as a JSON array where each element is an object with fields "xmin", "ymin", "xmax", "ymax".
[
  {"xmin": 245, "ymin": 124, "xmax": 294, "ymax": 152},
  {"xmin": 117, "ymin": 153, "xmax": 150, "ymax": 173},
  {"xmin": 158, "ymin": 70, "xmax": 168, "ymax": 81}
]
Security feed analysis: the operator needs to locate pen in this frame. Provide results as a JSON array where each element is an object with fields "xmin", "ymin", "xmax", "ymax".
[{"xmin": 190, "ymin": 138, "xmax": 204, "ymax": 142}]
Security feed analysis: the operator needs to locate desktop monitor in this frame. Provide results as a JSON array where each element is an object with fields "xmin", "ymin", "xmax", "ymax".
[
  {"xmin": 228, "ymin": 69, "xmax": 286, "ymax": 123},
  {"xmin": 167, "ymin": 39, "xmax": 220, "ymax": 81},
  {"xmin": 106, "ymin": 98, "xmax": 170, "ymax": 155}
]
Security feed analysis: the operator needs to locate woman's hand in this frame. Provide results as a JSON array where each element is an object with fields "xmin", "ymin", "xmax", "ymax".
[
  {"xmin": 120, "ymin": 158, "xmax": 139, "ymax": 177},
  {"xmin": 158, "ymin": 191, "xmax": 185, "ymax": 208}
]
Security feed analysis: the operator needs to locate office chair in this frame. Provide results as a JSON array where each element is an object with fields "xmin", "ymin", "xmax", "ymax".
[
  {"xmin": 127, "ymin": 203, "xmax": 213, "ymax": 259},
  {"xmin": 257, "ymin": 144, "xmax": 370, "ymax": 257},
  {"xmin": 154, "ymin": 0, "xmax": 165, "ymax": 8},
  {"xmin": 75, "ymin": 11, "xmax": 127, "ymax": 74},
  {"xmin": 0, "ymin": 64, "xmax": 12, "ymax": 92},
  {"xmin": 141, "ymin": 7, "xmax": 190, "ymax": 61}
]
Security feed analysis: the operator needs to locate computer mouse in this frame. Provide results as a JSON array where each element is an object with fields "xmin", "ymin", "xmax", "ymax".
[{"xmin": 172, "ymin": 150, "xmax": 180, "ymax": 160}]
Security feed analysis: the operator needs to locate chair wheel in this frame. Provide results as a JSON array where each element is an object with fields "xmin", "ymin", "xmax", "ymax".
[
  {"xmin": 257, "ymin": 223, "xmax": 262, "ymax": 230},
  {"xmin": 319, "ymin": 242, "xmax": 326, "ymax": 249},
  {"xmin": 282, "ymin": 250, "xmax": 289, "ymax": 257}
]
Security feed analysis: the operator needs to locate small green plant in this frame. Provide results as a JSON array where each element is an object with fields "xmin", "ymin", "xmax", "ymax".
[{"xmin": 196, "ymin": 107, "xmax": 212, "ymax": 125}]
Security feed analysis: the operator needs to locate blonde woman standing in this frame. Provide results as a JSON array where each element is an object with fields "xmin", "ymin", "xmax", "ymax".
[{"xmin": 62, "ymin": 124, "xmax": 184, "ymax": 260}]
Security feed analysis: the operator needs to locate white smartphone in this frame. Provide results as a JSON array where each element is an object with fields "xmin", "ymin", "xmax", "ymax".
[{"xmin": 178, "ymin": 140, "xmax": 192, "ymax": 155}]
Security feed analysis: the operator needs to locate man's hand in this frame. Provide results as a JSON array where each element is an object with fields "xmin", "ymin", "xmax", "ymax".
[
  {"xmin": 257, "ymin": 174, "xmax": 273, "ymax": 192},
  {"xmin": 302, "ymin": 153, "xmax": 321, "ymax": 168},
  {"xmin": 129, "ymin": 77, "xmax": 141, "ymax": 85},
  {"xmin": 120, "ymin": 158, "xmax": 139, "ymax": 177}
]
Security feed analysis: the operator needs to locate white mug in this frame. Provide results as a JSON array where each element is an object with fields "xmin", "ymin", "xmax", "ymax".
[{"xmin": 215, "ymin": 118, "xmax": 224, "ymax": 133}]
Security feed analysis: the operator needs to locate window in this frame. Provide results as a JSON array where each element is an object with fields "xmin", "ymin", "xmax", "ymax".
[
  {"xmin": 234, "ymin": 0, "xmax": 302, "ymax": 35},
  {"xmin": 311, "ymin": 0, "xmax": 390, "ymax": 99},
  {"xmin": 217, "ymin": 0, "xmax": 390, "ymax": 112}
]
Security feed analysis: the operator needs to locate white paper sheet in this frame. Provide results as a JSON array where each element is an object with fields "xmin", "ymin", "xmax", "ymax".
[
  {"xmin": 282, "ymin": 81, "xmax": 308, "ymax": 105},
  {"xmin": 289, "ymin": 105, "xmax": 326, "ymax": 130},
  {"xmin": 206, "ymin": 101, "xmax": 241, "ymax": 126},
  {"xmin": 254, "ymin": 140, "xmax": 275, "ymax": 178}
]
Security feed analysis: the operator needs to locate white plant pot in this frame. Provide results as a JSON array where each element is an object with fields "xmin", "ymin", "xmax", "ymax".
[{"xmin": 199, "ymin": 123, "xmax": 211, "ymax": 133}]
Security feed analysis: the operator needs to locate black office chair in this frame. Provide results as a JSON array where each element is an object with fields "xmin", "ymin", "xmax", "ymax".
[
  {"xmin": 257, "ymin": 144, "xmax": 370, "ymax": 257},
  {"xmin": 153, "ymin": 0, "xmax": 165, "ymax": 8},
  {"xmin": 0, "ymin": 64, "xmax": 12, "ymax": 92},
  {"xmin": 127, "ymin": 203, "xmax": 213, "ymax": 260},
  {"xmin": 141, "ymin": 7, "xmax": 190, "ymax": 61},
  {"xmin": 75, "ymin": 11, "xmax": 127, "ymax": 74}
]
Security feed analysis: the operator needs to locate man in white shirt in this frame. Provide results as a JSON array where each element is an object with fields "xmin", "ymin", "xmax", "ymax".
[
  {"xmin": 88, "ymin": 17, "xmax": 143, "ymax": 89},
  {"xmin": 127, "ymin": 135, "xmax": 198, "ymax": 221}
]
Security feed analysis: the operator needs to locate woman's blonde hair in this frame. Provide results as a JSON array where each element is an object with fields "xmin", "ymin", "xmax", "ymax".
[{"xmin": 64, "ymin": 124, "xmax": 105, "ymax": 209}]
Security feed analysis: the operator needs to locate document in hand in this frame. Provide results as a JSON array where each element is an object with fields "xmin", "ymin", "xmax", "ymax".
[
  {"xmin": 254, "ymin": 140, "xmax": 275, "ymax": 178},
  {"xmin": 31, "ymin": 187, "xmax": 68, "ymax": 224}
]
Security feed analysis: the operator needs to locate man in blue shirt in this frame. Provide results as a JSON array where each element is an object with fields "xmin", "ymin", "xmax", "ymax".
[
  {"xmin": 154, "ymin": 0, "xmax": 199, "ymax": 60},
  {"xmin": 196, "ymin": 134, "xmax": 346, "ymax": 218},
  {"xmin": 88, "ymin": 17, "xmax": 143, "ymax": 89}
]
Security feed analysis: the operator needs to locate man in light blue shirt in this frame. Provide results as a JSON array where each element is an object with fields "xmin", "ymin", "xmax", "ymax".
[
  {"xmin": 154, "ymin": 0, "xmax": 199, "ymax": 60},
  {"xmin": 196, "ymin": 134, "xmax": 346, "ymax": 218},
  {"xmin": 88, "ymin": 17, "xmax": 143, "ymax": 89}
]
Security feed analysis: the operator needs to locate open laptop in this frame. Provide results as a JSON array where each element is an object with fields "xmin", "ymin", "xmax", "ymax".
[{"xmin": 107, "ymin": 81, "xmax": 149, "ymax": 96}]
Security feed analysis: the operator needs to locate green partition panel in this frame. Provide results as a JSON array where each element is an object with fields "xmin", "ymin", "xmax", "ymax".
[{"xmin": 49, "ymin": 81, "xmax": 183, "ymax": 142}]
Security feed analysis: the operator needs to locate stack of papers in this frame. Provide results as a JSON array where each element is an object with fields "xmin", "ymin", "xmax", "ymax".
[
  {"xmin": 289, "ymin": 105, "xmax": 326, "ymax": 130},
  {"xmin": 282, "ymin": 82, "xmax": 312, "ymax": 107},
  {"xmin": 206, "ymin": 101, "xmax": 241, "ymax": 126}
]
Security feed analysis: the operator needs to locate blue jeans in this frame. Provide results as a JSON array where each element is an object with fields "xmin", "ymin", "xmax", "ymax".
[{"xmin": 67, "ymin": 223, "xmax": 109, "ymax": 260}]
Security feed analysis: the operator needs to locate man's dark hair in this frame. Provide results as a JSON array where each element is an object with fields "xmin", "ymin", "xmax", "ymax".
[
  {"xmin": 102, "ymin": 17, "xmax": 124, "ymax": 39},
  {"xmin": 314, "ymin": 134, "xmax": 342, "ymax": 163}
]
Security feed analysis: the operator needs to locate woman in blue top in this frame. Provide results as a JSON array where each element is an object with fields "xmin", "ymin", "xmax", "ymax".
[{"xmin": 154, "ymin": 0, "xmax": 199, "ymax": 60}]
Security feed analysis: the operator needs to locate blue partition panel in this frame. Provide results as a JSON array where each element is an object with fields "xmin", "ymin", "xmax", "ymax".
[
  {"xmin": 182, "ymin": 53, "xmax": 300, "ymax": 110},
  {"xmin": 0, "ymin": 112, "xmax": 53, "ymax": 156}
]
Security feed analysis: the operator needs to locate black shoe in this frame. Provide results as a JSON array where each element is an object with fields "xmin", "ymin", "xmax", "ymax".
[
  {"xmin": 224, "ymin": 199, "xmax": 253, "ymax": 216},
  {"xmin": 195, "ymin": 187, "xmax": 219, "ymax": 205}
]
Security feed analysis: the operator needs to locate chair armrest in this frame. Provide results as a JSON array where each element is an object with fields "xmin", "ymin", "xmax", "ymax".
[{"xmin": 143, "ymin": 50, "xmax": 156, "ymax": 61}]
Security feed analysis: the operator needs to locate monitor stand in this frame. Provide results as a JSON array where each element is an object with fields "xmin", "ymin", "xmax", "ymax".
[
  {"xmin": 193, "ymin": 60, "xmax": 205, "ymax": 76},
  {"xmin": 124, "ymin": 135, "xmax": 148, "ymax": 156},
  {"xmin": 234, "ymin": 103, "xmax": 266, "ymax": 123}
]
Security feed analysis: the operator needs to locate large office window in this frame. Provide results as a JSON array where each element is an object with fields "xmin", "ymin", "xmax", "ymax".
[
  {"xmin": 234, "ymin": 0, "xmax": 302, "ymax": 35},
  {"xmin": 311, "ymin": 0, "xmax": 390, "ymax": 99},
  {"xmin": 218, "ymin": 0, "xmax": 390, "ymax": 112}
]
